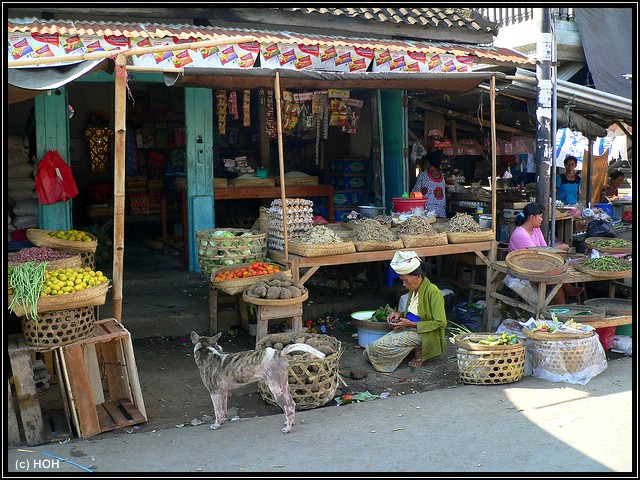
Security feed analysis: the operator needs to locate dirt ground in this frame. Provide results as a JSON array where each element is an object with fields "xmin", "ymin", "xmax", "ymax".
[{"xmin": 131, "ymin": 321, "xmax": 461, "ymax": 433}]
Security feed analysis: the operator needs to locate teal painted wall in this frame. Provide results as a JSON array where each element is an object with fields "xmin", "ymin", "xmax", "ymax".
[
  {"xmin": 185, "ymin": 88, "xmax": 215, "ymax": 272},
  {"xmin": 380, "ymin": 90, "xmax": 406, "ymax": 207},
  {"xmin": 35, "ymin": 88, "xmax": 72, "ymax": 231}
]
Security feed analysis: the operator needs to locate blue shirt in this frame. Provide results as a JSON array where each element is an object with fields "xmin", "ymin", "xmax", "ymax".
[{"xmin": 556, "ymin": 173, "xmax": 581, "ymax": 204}]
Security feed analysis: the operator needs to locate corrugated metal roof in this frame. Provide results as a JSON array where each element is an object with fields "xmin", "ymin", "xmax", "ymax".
[
  {"xmin": 8, "ymin": 18, "xmax": 530, "ymax": 66},
  {"xmin": 285, "ymin": 8, "xmax": 497, "ymax": 33}
]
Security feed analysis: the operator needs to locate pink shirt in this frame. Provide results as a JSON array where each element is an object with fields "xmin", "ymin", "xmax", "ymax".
[{"xmin": 508, "ymin": 226, "xmax": 547, "ymax": 252}]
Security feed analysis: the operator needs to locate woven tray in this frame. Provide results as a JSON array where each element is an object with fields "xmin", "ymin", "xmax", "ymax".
[
  {"xmin": 275, "ymin": 176, "xmax": 319, "ymax": 186},
  {"xmin": 505, "ymin": 248, "xmax": 567, "ymax": 276},
  {"xmin": 210, "ymin": 264, "xmax": 290, "ymax": 296},
  {"xmin": 27, "ymin": 228, "xmax": 98, "ymax": 253},
  {"xmin": 446, "ymin": 229, "xmax": 494, "ymax": 244},
  {"xmin": 354, "ymin": 239, "xmax": 404, "ymax": 252},
  {"xmin": 228, "ymin": 177, "xmax": 276, "ymax": 187},
  {"xmin": 584, "ymin": 298, "xmax": 632, "ymax": 317},
  {"xmin": 243, "ymin": 290, "xmax": 308, "ymax": 306},
  {"xmin": 256, "ymin": 332, "xmax": 342, "ymax": 410},
  {"xmin": 288, "ymin": 241, "xmax": 356, "ymax": 257},
  {"xmin": 10, "ymin": 281, "xmax": 110, "ymax": 317},
  {"xmin": 572, "ymin": 258, "xmax": 632, "ymax": 279},
  {"xmin": 214, "ymin": 177, "xmax": 229, "ymax": 188},
  {"xmin": 8, "ymin": 250, "xmax": 83, "ymax": 270},
  {"xmin": 522, "ymin": 327, "xmax": 594, "ymax": 341},
  {"xmin": 584, "ymin": 237, "xmax": 632, "ymax": 254},
  {"xmin": 542, "ymin": 304, "xmax": 606, "ymax": 323},
  {"xmin": 400, "ymin": 232, "xmax": 448, "ymax": 248},
  {"xmin": 454, "ymin": 332, "xmax": 525, "ymax": 351}
]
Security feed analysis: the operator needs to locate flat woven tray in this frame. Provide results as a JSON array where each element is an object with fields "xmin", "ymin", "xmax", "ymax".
[
  {"xmin": 446, "ymin": 229, "xmax": 494, "ymax": 244},
  {"xmin": 27, "ymin": 228, "xmax": 98, "ymax": 253},
  {"xmin": 522, "ymin": 327, "xmax": 594, "ymax": 341},
  {"xmin": 584, "ymin": 237, "xmax": 632, "ymax": 254},
  {"xmin": 288, "ymin": 241, "xmax": 356, "ymax": 257},
  {"xmin": 542, "ymin": 304, "xmax": 606, "ymax": 323},
  {"xmin": 353, "ymin": 239, "xmax": 404, "ymax": 252},
  {"xmin": 210, "ymin": 264, "xmax": 290, "ymax": 296},
  {"xmin": 454, "ymin": 332, "xmax": 525, "ymax": 351},
  {"xmin": 400, "ymin": 232, "xmax": 448, "ymax": 248},
  {"xmin": 242, "ymin": 290, "xmax": 308, "ymax": 306},
  {"xmin": 9, "ymin": 280, "xmax": 110, "ymax": 317},
  {"xmin": 572, "ymin": 258, "xmax": 632, "ymax": 279},
  {"xmin": 228, "ymin": 177, "xmax": 276, "ymax": 187},
  {"xmin": 8, "ymin": 250, "xmax": 83, "ymax": 270},
  {"xmin": 584, "ymin": 298, "xmax": 632, "ymax": 316},
  {"xmin": 505, "ymin": 248, "xmax": 567, "ymax": 275}
]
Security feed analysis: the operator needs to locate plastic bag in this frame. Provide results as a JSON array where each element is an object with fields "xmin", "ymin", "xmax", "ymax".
[
  {"xmin": 585, "ymin": 219, "xmax": 615, "ymax": 238},
  {"xmin": 34, "ymin": 150, "xmax": 79, "ymax": 205},
  {"xmin": 503, "ymin": 274, "xmax": 538, "ymax": 306},
  {"xmin": 452, "ymin": 301, "xmax": 485, "ymax": 332}
]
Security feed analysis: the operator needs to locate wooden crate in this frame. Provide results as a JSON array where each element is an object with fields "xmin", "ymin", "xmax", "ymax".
[
  {"xmin": 7, "ymin": 336, "xmax": 73, "ymax": 446},
  {"xmin": 58, "ymin": 319, "xmax": 147, "ymax": 438}
]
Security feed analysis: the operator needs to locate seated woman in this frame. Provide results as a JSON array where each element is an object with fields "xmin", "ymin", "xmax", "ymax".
[
  {"xmin": 364, "ymin": 251, "xmax": 447, "ymax": 372},
  {"xmin": 600, "ymin": 170, "xmax": 625, "ymax": 202},
  {"xmin": 508, "ymin": 203, "xmax": 582, "ymax": 304}
]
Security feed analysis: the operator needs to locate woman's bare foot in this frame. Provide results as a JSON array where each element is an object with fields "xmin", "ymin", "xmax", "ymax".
[{"xmin": 408, "ymin": 358, "xmax": 426, "ymax": 368}]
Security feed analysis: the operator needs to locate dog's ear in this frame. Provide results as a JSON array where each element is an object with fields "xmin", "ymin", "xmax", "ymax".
[{"xmin": 190, "ymin": 331, "xmax": 200, "ymax": 344}]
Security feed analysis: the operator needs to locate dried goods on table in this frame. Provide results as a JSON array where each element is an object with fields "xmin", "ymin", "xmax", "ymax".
[
  {"xmin": 350, "ymin": 218, "xmax": 399, "ymax": 242},
  {"xmin": 290, "ymin": 225, "xmax": 347, "ymax": 244},
  {"xmin": 395, "ymin": 216, "xmax": 437, "ymax": 236},
  {"xmin": 447, "ymin": 212, "xmax": 482, "ymax": 232}
]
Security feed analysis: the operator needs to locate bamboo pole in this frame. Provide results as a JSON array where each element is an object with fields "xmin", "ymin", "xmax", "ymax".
[
  {"xmin": 8, "ymin": 36, "xmax": 255, "ymax": 67},
  {"xmin": 112, "ymin": 53, "xmax": 127, "ymax": 322},
  {"xmin": 274, "ymin": 71, "xmax": 290, "ymax": 261},
  {"xmin": 490, "ymin": 76, "xmax": 497, "ymax": 239}
]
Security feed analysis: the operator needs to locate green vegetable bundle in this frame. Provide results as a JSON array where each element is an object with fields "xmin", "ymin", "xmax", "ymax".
[
  {"xmin": 581, "ymin": 256, "xmax": 631, "ymax": 272},
  {"xmin": 8, "ymin": 261, "xmax": 48, "ymax": 321}
]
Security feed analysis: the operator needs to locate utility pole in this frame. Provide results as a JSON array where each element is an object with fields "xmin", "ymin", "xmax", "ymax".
[{"xmin": 535, "ymin": 8, "xmax": 553, "ymax": 239}]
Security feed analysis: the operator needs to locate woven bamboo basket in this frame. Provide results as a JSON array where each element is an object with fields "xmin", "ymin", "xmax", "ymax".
[
  {"xmin": 400, "ymin": 232, "xmax": 448, "ymax": 248},
  {"xmin": 9, "ymin": 281, "xmax": 110, "ymax": 318},
  {"xmin": 59, "ymin": 250, "xmax": 96, "ymax": 270},
  {"xmin": 354, "ymin": 239, "xmax": 404, "ymax": 252},
  {"xmin": 522, "ymin": 328, "xmax": 593, "ymax": 341},
  {"xmin": 214, "ymin": 177, "xmax": 228, "ymax": 188},
  {"xmin": 197, "ymin": 228, "xmax": 267, "ymax": 278},
  {"xmin": 256, "ymin": 332, "xmax": 342, "ymax": 410},
  {"xmin": 584, "ymin": 237, "xmax": 632, "ymax": 254},
  {"xmin": 242, "ymin": 290, "xmax": 308, "ymax": 306},
  {"xmin": 542, "ymin": 304, "xmax": 606, "ymax": 323},
  {"xmin": 584, "ymin": 298, "xmax": 632, "ymax": 317},
  {"xmin": 20, "ymin": 306, "xmax": 96, "ymax": 347},
  {"xmin": 505, "ymin": 248, "xmax": 567, "ymax": 276},
  {"xmin": 275, "ymin": 176, "xmax": 319, "ymax": 186},
  {"xmin": 454, "ymin": 333, "xmax": 525, "ymax": 385},
  {"xmin": 572, "ymin": 258, "xmax": 632, "ymax": 279},
  {"xmin": 446, "ymin": 229, "xmax": 494, "ymax": 244},
  {"xmin": 525, "ymin": 334, "xmax": 604, "ymax": 375},
  {"xmin": 210, "ymin": 264, "xmax": 290, "ymax": 296},
  {"xmin": 288, "ymin": 241, "xmax": 356, "ymax": 257},
  {"xmin": 228, "ymin": 177, "xmax": 276, "ymax": 187},
  {"xmin": 8, "ymin": 250, "xmax": 83, "ymax": 270},
  {"xmin": 27, "ymin": 228, "xmax": 98, "ymax": 253}
]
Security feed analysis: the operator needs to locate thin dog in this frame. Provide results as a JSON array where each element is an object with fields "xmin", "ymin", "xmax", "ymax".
[{"xmin": 191, "ymin": 331, "xmax": 325, "ymax": 433}]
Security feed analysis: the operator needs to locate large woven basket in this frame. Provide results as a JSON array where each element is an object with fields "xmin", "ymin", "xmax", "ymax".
[
  {"xmin": 60, "ymin": 250, "xmax": 96, "ymax": 270},
  {"xmin": 400, "ymin": 232, "xmax": 448, "ymax": 248},
  {"xmin": 288, "ymin": 241, "xmax": 356, "ymax": 257},
  {"xmin": 353, "ymin": 239, "xmax": 404, "ymax": 252},
  {"xmin": 454, "ymin": 333, "xmax": 525, "ymax": 385},
  {"xmin": 573, "ymin": 258, "xmax": 632, "ymax": 279},
  {"xmin": 20, "ymin": 306, "xmax": 96, "ymax": 347},
  {"xmin": 522, "ymin": 328, "xmax": 593, "ymax": 341},
  {"xmin": 9, "ymin": 281, "xmax": 110, "ymax": 317},
  {"xmin": 210, "ymin": 264, "xmax": 290, "ymax": 296},
  {"xmin": 584, "ymin": 298, "xmax": 632, "ymax": 317},
  {"xmin": 196, "ymin": 228, "xmax": 267, "ymax": 278},
  {"xmin": 526, "ymin": 334, "xmax": 604, "ymax": 375},
  {"xmin": 505, "ymin": 248, "xmax": 567, "ymax": 276},
  {"xmin": 8, "ymin": 250, "xmax": 82, "ymax": 270},
  {"xmin": 27, "ymin": 228, "xmax": 98, "ymax": 253},
  {"xmin": 542, "ymin": 304, "xmax": 606, "ymax": 323},
  {"xmin": 256, "ymin": 332, "xmax": 342, "ymax": 410},
  {"xmin": 446, "ymin": 229, "xmax": 494, "ymax": 244},
  {"xmin": 584, "ymin": 237, "xmax": 632, "ymax": 254},
  {"xmin": 243, "ymin": 290, "xmax": 308, "ymax": 306}
]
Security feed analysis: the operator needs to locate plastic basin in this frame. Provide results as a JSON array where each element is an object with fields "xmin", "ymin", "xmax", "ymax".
[{"xmin": 391, "ymin": 197, "xmax": 428, "ymax": 213}]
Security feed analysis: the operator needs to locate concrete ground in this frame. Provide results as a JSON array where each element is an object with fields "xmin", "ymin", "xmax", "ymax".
[{"xmin": 6, "ymin": 356, "xmax": 634, "ymax": 474}]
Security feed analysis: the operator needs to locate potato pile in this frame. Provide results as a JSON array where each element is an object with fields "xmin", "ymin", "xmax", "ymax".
[
  {"xmin": 244, "ymin": 273, "xmax": 308, "ymax": 300},
  {"xmin": 259, "ymin": 333, "xmax": 338, "ymax": 361}
]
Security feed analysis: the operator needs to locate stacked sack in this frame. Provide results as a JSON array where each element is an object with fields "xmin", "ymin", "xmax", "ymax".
[{"xmin": 8, "ymin": 135, "xmax": 37, "ymax": 240}]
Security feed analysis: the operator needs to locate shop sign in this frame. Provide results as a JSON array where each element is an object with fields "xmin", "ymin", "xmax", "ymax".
[
  {"xmin": 259, "ymin": 43, "xmax": 373, "ymax": 72},
  {"xmin": 372, "ymin": 49, "xmax": 474, "ymax": 73}
]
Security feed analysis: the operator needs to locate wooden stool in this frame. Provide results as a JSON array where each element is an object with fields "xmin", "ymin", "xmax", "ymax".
[
  {"xmin": 252, "ymin": 302, "xmax": 304, "ymax": 345},
  {"xmin": 208, "ymin": 286, "xmax": 250, "ymax": 335}
]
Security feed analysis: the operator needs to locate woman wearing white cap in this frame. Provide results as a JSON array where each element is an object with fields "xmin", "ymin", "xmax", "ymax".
[{"xmin": 364, "ymin": 250, "xmax": 447, "ymax": 371}]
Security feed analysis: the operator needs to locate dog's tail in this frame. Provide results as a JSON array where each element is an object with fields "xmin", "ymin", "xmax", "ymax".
[{"xmin": 281, "ymin": 343, "xmax": 326, "ymax": 359}]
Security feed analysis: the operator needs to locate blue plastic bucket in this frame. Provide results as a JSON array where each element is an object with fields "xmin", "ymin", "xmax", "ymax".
[{"xmin": 594, "ymin": 202, "xmax": 614, "ymax": 217}]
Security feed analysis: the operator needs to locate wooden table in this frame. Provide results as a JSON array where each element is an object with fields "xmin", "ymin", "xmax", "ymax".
[
  {"xmin": 486, "ymin": 260, "xmax": 632, "ymax": 330},
  {"xmin": 215, "ymin": 185, "xmax": 334, "ymax": 221},
  {"xmin": 269, "ymin": 241, "xmax": 495, "ymax": 285}
]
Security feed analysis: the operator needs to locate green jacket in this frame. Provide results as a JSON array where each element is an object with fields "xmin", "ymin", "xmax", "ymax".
[{"xmin": 404, "ymin": 277, "xmax": 447, "ymax": 361}]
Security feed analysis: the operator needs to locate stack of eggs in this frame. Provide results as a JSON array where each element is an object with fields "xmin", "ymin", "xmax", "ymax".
[{"xmin": 267, "ymin": 198, "xmax": 314, "ymax": 251}]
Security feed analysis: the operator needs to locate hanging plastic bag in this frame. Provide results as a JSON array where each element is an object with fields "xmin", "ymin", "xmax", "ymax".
[{"xmin": 34, "ymin": 150, "xmax": 79, "ymax": 205}]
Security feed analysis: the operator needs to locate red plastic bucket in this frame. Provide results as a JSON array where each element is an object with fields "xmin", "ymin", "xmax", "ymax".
[
  {"xmin": 595, "ymin": 326, "xmax": 616, "ymax": 351},
  {"xmin": 391, "ymin": 197, "xmax": 428, "ymax": 213}
]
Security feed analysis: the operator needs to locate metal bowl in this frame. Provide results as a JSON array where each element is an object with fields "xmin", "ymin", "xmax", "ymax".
[{"xmin": 357, "ymin": 205, "xmax": 386, "ymax": 218}]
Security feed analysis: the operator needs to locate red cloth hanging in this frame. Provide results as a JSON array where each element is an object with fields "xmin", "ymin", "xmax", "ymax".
[{"xmin": 34, "ymin": 150, "xmax": 79, "ymax": 204}]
